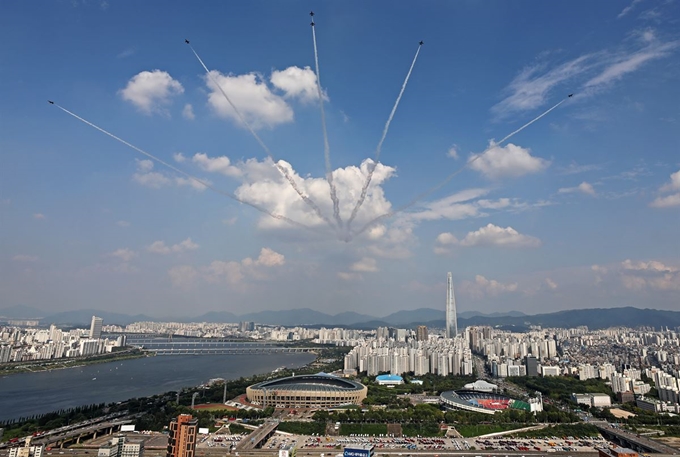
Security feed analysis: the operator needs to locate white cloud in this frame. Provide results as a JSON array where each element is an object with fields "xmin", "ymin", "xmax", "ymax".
[
  {"xmin": 108, "ymin": 248, "xmax": 137, "ymax": 262},
  {"xmin": 447, "ymin": 145, "xmax": 459, "ymax": 160},
  {"xmin": 469, "ymin": 143, "xmax": 550, "ymax": 179},
  {"xmin": 650, "ymin": 169, "xmax": 680, "ymax": 208},
  {"xmin": 460, "ymin": 275, "xmax": 519, "ymax": 299},
  {"xmin": 558, "ymin": 181, "xmax": 596, "ymax": 196},
  {"xmin": 33, "ymin": 213, "xmax": 46, "ymax": 220},
  {"xmin": 174, "ymin": 177, "xmax": 209, "ymax": 191},
  {"xmin": 350, "ymin": 257, "xmax": 378, "ymax": 273},
  {"xmin": 133, "ymin": 158, "xmax": 207, "ymax": 191},
  {"xmin": 338, "ymin": 272, "xmax": 363, "ymax": 281},
  {"xmin": 492, "ymin": 55, "xmax": 593, "ymax": 118},
  {"xmin": 270, "ymin": 66, "xmax": 326, "ymax": 103},
  {"xmin": 168, "ymin": 265, "xmax": 199, "ymax": 289},
  {"xmin": 182, "ymin": 103, "xmax": 195, "ymax": 120},
  {"xmin": 147, "ymin": 238, "xmax": 199, "ymax": 255},
  {"xmin": 620, "ymin": 259, "xmax": 680, "ymax": 291},
  {"xmin": 205, "ymin": 70, "xmax": 293, "ymax": 129},
  {"xmin": 13, "ymin": 255, "xmax": 39, "ymax": 262},
  {"xmin": 407, "ymin": 188, "xmax": 490, "ymax": 222},
  {"xmin": 650, "ymin": 194, "xmax": 680, "ymax": 208},
  {"xmin": 223, "ymin": 217, "xmax": 238, "ymax": 226},
  {"xmin": 119, "ymin": 70, "xmax": 184, "ymax": 115},
  {"xmin": 192, "ymin": 153, "xmax": 242, "ymax": 177},
  {"xmin": 618, "ymin": 0, "xmax": 643, "ymax": 19},
  {"xmin": 545, "ymin": 278, "xmax": 558, "ymax": 290},
  {"xmin": 433, "ymin": 232, "xmax": 458, "ymax": 256},
  {"xmin": 116, "ymin": 47, "xmax": 136, "ymax": 59},
  {"xmin": 116, "ymin": 220, "xmax": 131, "ymax": 227},
  {"xmin": 459, "ymin": 223, "xmax": 542, "ymax": 248},
  {"xmin": 173, "ymin": 152, "xmax": 187, "ymax": 163},
  {"xmin": 585, "ymin": 41, "xmax": 679, "ymax": 90},
  {"xmin": 560, "ymin": 163, "xmax": 603, "ymax": 175},
  {"xmin": 199, "ymin": 247, "xmax": 286, "ymax": 286}
]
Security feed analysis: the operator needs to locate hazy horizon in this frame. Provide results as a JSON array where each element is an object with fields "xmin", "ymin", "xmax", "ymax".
[{"xmin": 2, "ymin": 2, "xmax": 679, "ymax": 317}]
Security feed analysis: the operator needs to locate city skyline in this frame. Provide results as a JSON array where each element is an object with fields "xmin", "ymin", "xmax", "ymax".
[{"xmin": 1, "ymin": 2, "xmax": 679, "ymax": 317}]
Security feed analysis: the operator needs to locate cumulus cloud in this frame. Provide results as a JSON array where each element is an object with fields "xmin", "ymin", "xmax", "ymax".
[
  {"xmin": 447, "ymin": 144, "xmax": 460, "ymax": 160},
  {"xmin": 433, "ymin": 232, "xmax": 459, "ymax": 255},
  {"xmin": 182, "ymin": 103, "xmax": 195, "ymax": 120},
  {"xmin": 270, "ymin": 66, "xmax": 326, "ymax": 103},
  {"xmin": 558, "ymin": 181, "xmax": 597, "ymax": 196},
  {"xmin": 13, "ymin": 255, "xmax": 39, "ymax": 262},
  {"xmin": 545, "ymin": 278, "xmax": 558, "ymax": 290},
  {"xmin": 459, "ymin": 223, "xmax": 542, "ymax": 248},
  {"xmin": 167, "ymin": 265, "xmax": 199, "ymax": 290},
  {"xmin": 620, "ymin": 259, "xmax": 680, "ymax": 291},
  {"xmin": 205, "ymin": 70, "xmax": 293, "ymax": 129},
  {"xmin": 192, "ymin": 153, "xmax": 242, "ymax": 177},
  {"xmin": 119, "ymin": 70, "xmax": 184, "ymax": 115},
  {"xmin": 650, "ymin": 169, "xmax": 680, "ymax": 208},
  {"xmin": 460, "ymin": 275, "xmax": 519, "ymax": 299},
  {"xmin": 350, "ymin": 257, "xmax": 378, "ymax": 273},
  {"xmin": 147, "ymin": 238, "xmax": 199, "ymax": 255},
  {"xmin": 469, "ymin": 143, "xmax": 549, "ymax": 179},
  {"xmin": 108, "ymin": 248, "xmax": 137, "ymax": 262},
  {"xmin": 173, "ymin": 152, "xmax": 187, "ymax": 163},
  {"xmin": 133, "ymin": 158, "xmax": 208, "ymax": 191}
]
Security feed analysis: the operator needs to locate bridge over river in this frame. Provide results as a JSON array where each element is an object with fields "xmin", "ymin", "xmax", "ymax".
[{"xmin": 125, "ymin": 337, "xmax": 318, "ymax": 356}]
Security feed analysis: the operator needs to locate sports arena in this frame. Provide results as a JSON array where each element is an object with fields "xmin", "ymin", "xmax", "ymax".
[
  {"xmin": 440, "ymin": 390, "xmax": 533, "ymax": 415},
  {"xmin": 246, "ymin": 372, "xmax": 368, "ymax": 409}
]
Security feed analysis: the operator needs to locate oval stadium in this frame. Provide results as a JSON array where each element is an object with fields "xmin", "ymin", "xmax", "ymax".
[
  {"xmin": 246, "ymin": 372, "xmax": 368, "ymax": 409},
  {"xmin": 440, "ymin": 390, "xmax": 534, "ymax": 415}
]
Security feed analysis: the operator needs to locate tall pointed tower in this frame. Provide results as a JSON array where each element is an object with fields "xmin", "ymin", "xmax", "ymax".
[{"xmin": 446, "ymin": 272, "xmax": 458, "ymax": 338}]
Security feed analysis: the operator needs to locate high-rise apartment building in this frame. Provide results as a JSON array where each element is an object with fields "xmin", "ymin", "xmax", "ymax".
[
  {"xmin": 90, "ymin": 316, "xmax": 103, "ymax": 340},
  {"xmin": 445, "ymin": 272, "xmax": 458, "ymax": 338},
  {"xmin": 416, "ymin": 325, "xmax": 428, "ymax": 341},
  {"xmin": 525, "ymin": 355, "xmax": 538, "ymax": 377},
  {"xmin": 167, "ymin": 414, "xmax": 198, "ymax": 457}
]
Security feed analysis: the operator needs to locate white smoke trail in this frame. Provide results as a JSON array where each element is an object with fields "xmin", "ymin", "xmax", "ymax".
[
  {"xmin": 187, "ymin": 42, "xmax": 336, "ymax": 230},
  {"xmin": 352, "ymin": 97, "xmax": 568, "ymax": 237},
  {"xmin": 311, "ymin": 21, "xmax": 342, "ymax": 229},
  {"xmin": 52, "ymin": 103, "xmax": 316, "ymax": 232},
  {"xmin": 346, "ymin": 43, "xmax": 423, "ymax": 231}
]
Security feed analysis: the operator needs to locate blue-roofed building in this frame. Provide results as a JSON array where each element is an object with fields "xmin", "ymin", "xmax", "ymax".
[{"xmin": 375, "ymin": 374, "xmax": 404, "ymax": 386}]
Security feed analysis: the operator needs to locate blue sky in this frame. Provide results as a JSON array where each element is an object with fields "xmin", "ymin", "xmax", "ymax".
[{"xmin": 1, "ymin": 1, "xmax": 679, "ymax": 319}]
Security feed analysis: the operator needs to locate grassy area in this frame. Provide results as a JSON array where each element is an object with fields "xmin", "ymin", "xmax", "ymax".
[
  {"xmin": 192, "ymin": 404, "xmax": 237, "ymax": 412},
  {"xmin": 455, "ymin": 423, "xmax": 531, "ymax": 438},
  {"xmin": 340, "ymin": 423, "xmax": 388, "ymax": 436},
  {"xmin": 510, "ymin": 424, "xmax": 600, "ymax": 438},
  {"xmin": 402, "ymin": 422, "xmax": 442, "ymax": 437}
]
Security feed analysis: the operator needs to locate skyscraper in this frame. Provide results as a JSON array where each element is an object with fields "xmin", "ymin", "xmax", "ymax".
[
  {"xmin": 445, "ymin": 272, "xmax": 458, "ymax": 338},
  {"xmin": 167, "ymin": 414, "xmax": 198, "ymax": 457},
  {"xmin": 416, "ymin": 325, "xmax": 429, "ymax": 341},
  {"xmin": 90, "ymin": 316, "xmax": 103, "ymax": 340}
]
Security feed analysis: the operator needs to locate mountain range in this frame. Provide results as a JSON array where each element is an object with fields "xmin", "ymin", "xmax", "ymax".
[{"xmin": 1, "ymin": 305, "xmax": 679, "ymax": 330}]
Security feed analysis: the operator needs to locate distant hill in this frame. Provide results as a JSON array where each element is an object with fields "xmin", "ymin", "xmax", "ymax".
[
  {"xmin": 382, "ymin": 308, "xmax": 445, "ymax": 325},
  {"xmin": 458, "ymin": 310, "xmax": 526, "ymax": 319},
  {"xmin": 41, "ymin": 309, "xmax": 154, "ymax": 327},
  {"xmin": 0, "ymin": 305, "xmax": 46, "ymax": 319}
]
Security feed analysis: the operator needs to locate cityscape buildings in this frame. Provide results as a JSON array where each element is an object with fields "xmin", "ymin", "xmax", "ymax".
[{"xmin": 90, "ymin": 316, "xmax": 103, "ymax": 340}]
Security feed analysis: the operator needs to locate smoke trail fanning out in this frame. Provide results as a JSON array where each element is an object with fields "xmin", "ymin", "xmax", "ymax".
[
  {"xmin": 186, "ymin": 42, "xmax": 336, "ymax": 230},
  {"xmin": 310, "ymin": 19, "xmax": 343, "ymax": 229},
  {"xmin": 51, "ymin": 103, "xmax": 316, "ymax": 232},
  {"xmin": 353, "ymin": 97, "xmax": 569, "ymax": 237},
  {"xmin": 346, "ymin": 42, "xmax": 423, "ymax": 231}
]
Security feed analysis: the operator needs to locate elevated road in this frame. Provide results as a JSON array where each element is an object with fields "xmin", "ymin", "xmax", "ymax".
[
  {"xmin": 235, "ymin": 421, "xmax": 280, "ymax": 451},
  {"xmin": 593, "ymin": 422, "xmax": 678, "ymax": 454}
]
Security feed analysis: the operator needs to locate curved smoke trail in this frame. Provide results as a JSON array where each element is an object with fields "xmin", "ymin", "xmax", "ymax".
[
  {"xmin": 352, "ymin": 97, "xmax": 569, "ymax": 237},
  {"xmin": 52, "ymin": 103, "xmax": 317, "ymax": 232},
  {"xmin": 187, "ymin": 42, "xmax": 336, "ymax": 231},
  {"xmin": 310, "ymin": 18, "xmax": 343, "ymax": 229},
  {"xmin": 346, "ymin": 42, "xmax": 423, "ymax": 232}
]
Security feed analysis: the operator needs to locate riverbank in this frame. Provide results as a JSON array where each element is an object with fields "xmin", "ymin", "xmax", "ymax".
[{"xmin": 0, "ymin": 348, "xmax": 149, "ymax": 376}]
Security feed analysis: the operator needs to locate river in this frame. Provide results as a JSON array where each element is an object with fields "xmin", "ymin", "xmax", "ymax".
[{"xmin": 0, "ymin": 352, "xmax": 315, "ymax": 422}]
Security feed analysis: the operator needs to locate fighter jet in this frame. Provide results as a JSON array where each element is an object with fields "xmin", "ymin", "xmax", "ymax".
[
  {"xmin": 185, "ymin": 39, "xmax": 190, "ymax": 44},
  {"xmin": 419, "ymin": 41, "xmax": 424, "ymax": 45},
  {"xmin": 310, "ymin": 11, "xmax": 314, "ymax": 17},
  {"xmin": 568, "ymin": 94, "xmax": 574, "ymax": 97},
  {"xmin": 48, "ymin": 100, "xmax": 54, "ymax": 105}
]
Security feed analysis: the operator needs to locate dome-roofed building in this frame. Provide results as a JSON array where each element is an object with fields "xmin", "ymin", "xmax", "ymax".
[{"xmin": 246, "ymin": 372, "xmax": 367, "ymax": 409}]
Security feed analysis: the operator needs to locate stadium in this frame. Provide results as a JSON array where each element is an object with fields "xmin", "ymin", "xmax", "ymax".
[
  {"xmin": 440, "ymin": 390, "xmax": 535, "ymax": 415},
  {"xmin": 246, "ymin": 372, "xmax": 368, "ymax": 409}
]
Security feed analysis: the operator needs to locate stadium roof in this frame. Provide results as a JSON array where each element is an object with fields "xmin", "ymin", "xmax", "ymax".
[
  {"xmin": 376, "ymin": 374, "xmax": 403, "ymax": 382},
  {"xmin": 249, "ymin": 373, "xmax": 365, "ymax": 393}
]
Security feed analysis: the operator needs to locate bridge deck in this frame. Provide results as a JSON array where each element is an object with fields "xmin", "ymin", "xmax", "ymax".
[{"xmin": 235, "ymin": 422, "xmax": 279, "ymax": 451}]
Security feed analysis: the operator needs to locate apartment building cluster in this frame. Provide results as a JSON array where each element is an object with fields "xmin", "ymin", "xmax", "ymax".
[
  {"xmin": 343, "ymin": 334, "xmax": 474, "ymax": 377},
  {"xmin": 0, "ymin": 316, "xmax": 125, "ymax": 363}
]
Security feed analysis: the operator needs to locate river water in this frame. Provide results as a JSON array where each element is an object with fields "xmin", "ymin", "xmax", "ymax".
[{"xmin": 0, "ymin": 353, "xmax": 315, "ymax": 422}]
